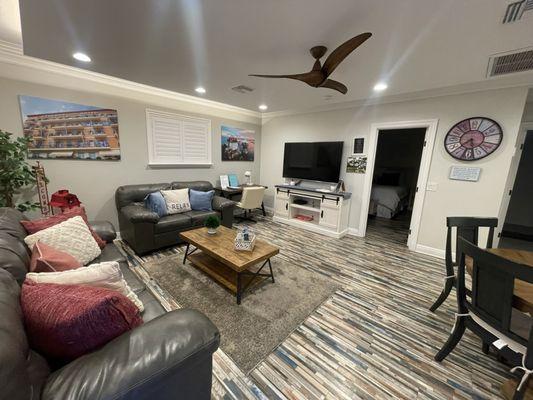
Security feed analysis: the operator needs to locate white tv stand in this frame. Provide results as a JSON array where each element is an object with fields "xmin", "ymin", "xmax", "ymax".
[{"xmin": 273, "ymin": 185, "xmax": 351, "ymax": 238}]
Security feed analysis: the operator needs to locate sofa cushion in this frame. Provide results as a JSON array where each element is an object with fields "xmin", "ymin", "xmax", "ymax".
[
  {"xmin": 24, "ymin": 216, "xmax": 102, "ymax": 266},
  {"xmin": 138, "ymin": 290, "xmax": 166, "ymax": 323},
  {"xmin": 29, "ymin": 241, "xmax": 82, "ymax": 273},
  {"xmin": 155, "ymin": 214, "xmax": 192, "ymax": 234},
  {"xmin": 0, "ymin": 231, "xmax": 30, "ymax": 285},
  {"xmin": 171, "ymin": 181, "xmax": 213, "ymax": 192},
  {"xmin": 190, "ymin": 189, "xmax": 214, "ymax": 211},
  {"xmin": 0, "ymin": 268, "xmax": 49, "ymax": 399},
  {"xmin": 26, "ymin": 261, "xmax": 144, "ymax": 312},
  {"xmin": 115, "ymin": 183, "xmax": 170, "ymax": 210},
  {"xmin": 187, "ymin": 210, "xmax": 219, "ymax": 227},
  {"xmin": 21, "ymin": 206, "xmax": 106, "ymax": 249},
  {"xmin": 0, "ymin": 207, "xmax": 29, "ymax": 240},
  {"xmin": 21, "ymin": 280, "xmax": 143, "ymax": 362}
]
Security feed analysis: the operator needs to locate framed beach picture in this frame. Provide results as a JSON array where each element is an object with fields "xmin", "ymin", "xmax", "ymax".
[
  {"xmin": 221, "ymin": 125, "xmax": 255, "ymax": 161},
  {"xmin": 19, "ymin": 95, "xmax": 121, "ymax": 160}
]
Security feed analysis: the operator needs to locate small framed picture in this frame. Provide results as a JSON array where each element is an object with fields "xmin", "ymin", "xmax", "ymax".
[{"xmin": 353, "ymin": 138, "xmax": 364, "ymax": 154}]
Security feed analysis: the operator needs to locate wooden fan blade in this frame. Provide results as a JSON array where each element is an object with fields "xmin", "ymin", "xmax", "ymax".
[
  {"xmin": 319, "ymin": 79, "xmax": 348, "ymax": 94},
  {"xmin": 249, "ymin": 71, "xmax": 322, "ymax": 85},
  {"xmin": 321, "ymin": 32, "xmax": 372, "ymax": 78}
]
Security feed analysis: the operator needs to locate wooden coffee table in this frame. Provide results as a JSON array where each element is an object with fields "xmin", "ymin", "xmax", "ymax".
[{"xmin": 179, "ymin": 226, "xmax": 279, "ymax": 304}]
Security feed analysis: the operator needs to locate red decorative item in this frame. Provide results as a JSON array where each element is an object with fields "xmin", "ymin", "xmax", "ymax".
[{"xmin": 49, "ymin": 190, "xmax": 81, "ymax": 211}]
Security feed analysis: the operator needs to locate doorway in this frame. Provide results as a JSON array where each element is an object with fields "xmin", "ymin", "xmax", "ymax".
[
  {"xmin": 367, "ymin": 128, "xmax": 426, "ymax": 245},
  {"xmin": 359, "ymin": 120, "xmax": 438, "ymax": 250},
  {"xmin": 500, "ymin": 129, "xmax": 533, "ymax": 251}
]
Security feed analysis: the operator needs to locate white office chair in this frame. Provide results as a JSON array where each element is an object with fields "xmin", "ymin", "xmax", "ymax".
[{"xmin": 236, "ymin": 187, "xmax": 265, "ymax": 223}]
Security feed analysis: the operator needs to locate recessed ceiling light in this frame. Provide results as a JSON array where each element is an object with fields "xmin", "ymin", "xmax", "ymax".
[
  {"xmin": 72, "ymin": 52, "xmax": 91, "ymax": 62},
  {"xmin": 373, "ymin": 82, "xmax": 388, "ymax": 92},
  {"xmin": 195, "ymin": 87, "xmax": 206, "ymax": 94},
  {"xmin": 258, "ymin": 104, "xmax": 268, "ymax": 111}
]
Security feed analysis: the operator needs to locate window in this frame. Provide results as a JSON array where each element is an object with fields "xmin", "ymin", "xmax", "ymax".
[{"xmin": 146, "ymin": 109, "xmax": 212, "ymax": 166}]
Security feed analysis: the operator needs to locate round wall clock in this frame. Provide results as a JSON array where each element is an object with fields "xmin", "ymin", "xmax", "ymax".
[{"xmin": 444, "ymin": 117, "xmax": 503, "ymax": 161}]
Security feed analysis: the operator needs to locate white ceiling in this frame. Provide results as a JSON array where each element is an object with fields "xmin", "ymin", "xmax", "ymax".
[{"xmin": 3, "ymin": 0, "xmax": 533, "ymax": 112}]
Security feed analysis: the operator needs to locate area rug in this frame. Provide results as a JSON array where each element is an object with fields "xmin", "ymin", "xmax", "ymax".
[{"xmin": 139, "ymin": 248, "xmax": 339, "ymax": 373}]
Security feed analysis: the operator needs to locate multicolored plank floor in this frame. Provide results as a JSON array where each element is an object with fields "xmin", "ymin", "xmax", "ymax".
[{"xmin": 118, "ymin": 215, "xmax": 513, "ymax": 399}]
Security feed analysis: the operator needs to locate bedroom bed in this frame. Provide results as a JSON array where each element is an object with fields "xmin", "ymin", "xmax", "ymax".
[{"xmin": 369, "ymin": 184, "xmax": 409, "ymax": 219}]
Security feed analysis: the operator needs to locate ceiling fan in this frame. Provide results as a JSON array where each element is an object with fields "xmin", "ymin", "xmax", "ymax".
[{"xmin": 249, "ymin": 32, "xmax": 372, "ymax": 95}]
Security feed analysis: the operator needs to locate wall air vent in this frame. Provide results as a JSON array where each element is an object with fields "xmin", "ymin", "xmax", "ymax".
[
  {"xmin": 503, "ymin": 0, "xmax": 533, "ymax": 23},
  {"xmin": 487, "ymin": 48, "xmax": 533, "ymax": 77},
  {"xmin": 231, "ymin": 85, "xmax": 254, "ymax": 94}
]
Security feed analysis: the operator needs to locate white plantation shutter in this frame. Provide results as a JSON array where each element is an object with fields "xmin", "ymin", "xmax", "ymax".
[{"xmin": 146, "ymin": 109, "xmax": 211, "ymax": 166}]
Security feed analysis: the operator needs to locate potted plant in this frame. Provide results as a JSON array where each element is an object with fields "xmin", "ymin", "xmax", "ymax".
[
  {"xmin": 205, "ymin": 215, "xmax": 220, "ymax": 235},
  {"xmin": 0, "ymin": 130, "xmax": 39, "ymax": 212}
]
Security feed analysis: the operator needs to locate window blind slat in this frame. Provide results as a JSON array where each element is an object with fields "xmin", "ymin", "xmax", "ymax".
[{"xmin": 146, "ymin": 110, "xmax": 211, "ymax": 165}]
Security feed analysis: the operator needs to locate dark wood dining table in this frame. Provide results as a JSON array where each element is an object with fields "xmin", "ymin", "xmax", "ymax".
[{"xmin": 466, "ymin": 248, "xmax": 533, "ymax": 315}]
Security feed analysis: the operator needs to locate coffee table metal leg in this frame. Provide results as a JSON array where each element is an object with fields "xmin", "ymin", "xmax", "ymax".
[
  {"xmin": 237, "ymin": 273, "xmax": 242, "ymax": 305},
  {"xmin": 183, "ymin": 243, "xmax": 190, "ymax": 264},
  {"xmin": 268, "ymin": 259, "xmax": 275, "ymax": 283}
]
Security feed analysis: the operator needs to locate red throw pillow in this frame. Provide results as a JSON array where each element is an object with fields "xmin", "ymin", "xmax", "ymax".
[
  {"xmin": 29, "ymin": 241, "xmax": 82, "ymax": 273},
  {"xmin": 21, "ymin": 280, "xmax": 142, "ymax": 362},
  {"xmin": 21, "ymin": 207, "xmax": 106, "ymax": 249}
]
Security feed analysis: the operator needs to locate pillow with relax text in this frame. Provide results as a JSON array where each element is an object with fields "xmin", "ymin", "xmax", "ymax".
[{"xmin": 160, "ymin": 188, "xmax": 191, "ymax": 214}]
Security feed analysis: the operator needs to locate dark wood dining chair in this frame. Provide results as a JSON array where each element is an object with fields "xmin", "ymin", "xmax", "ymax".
[
  {"xmin": 429, "ymin": 216, "xmax": 498, "ymax": 312},
  {"xmin": 435, "ymin": 238, "xmax": 533, "ymax": 400}
]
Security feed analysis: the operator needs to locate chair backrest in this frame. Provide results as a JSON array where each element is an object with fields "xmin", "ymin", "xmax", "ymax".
[
  {"xmin": 239, "ymin": 187, "xmax": 265, "ymax": 209},
  {"xmin": 445, "ymin": 217, "xmax": 498, "ymax": 268},
  {"xmin": 456, "ymin": 238, "xmax": 533, "ymax": 346}
]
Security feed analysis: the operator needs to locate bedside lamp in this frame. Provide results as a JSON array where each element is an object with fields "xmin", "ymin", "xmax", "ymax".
[{"xmin": 244, "ymin": 171, "xmax": 252, "ymax": 185}]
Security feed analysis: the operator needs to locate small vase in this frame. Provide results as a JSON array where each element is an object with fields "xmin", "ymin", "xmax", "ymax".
[{"xmin": 207, "ymin": 228, "xmax": 217, "ymax": 235}]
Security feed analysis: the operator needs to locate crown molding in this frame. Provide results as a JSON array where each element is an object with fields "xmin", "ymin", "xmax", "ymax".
[
  {"xmin": 261, "ymin": 76, "xmax": 533, "ymax": 123},
  {"xmin": 0, "ymin": 40, "xmax": 262, "ymax": 124}
]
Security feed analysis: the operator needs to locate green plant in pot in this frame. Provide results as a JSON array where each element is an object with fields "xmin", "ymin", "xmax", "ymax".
[
  {"xmin": 0, "ymin": 130, "xmax": 39, "ymax": 212},
  {"xmin": 205, "ymin": 215, "xmax": 220, "ymax": 235}
]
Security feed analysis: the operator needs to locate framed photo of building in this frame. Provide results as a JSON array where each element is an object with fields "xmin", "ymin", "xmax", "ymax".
[
  {"xmin": 19, "ymin": 95, "xmax": 121, "ymax": 160},
  {"xmin": 221, "ymin": 125, "xmax": 254, "ymax": 161}
]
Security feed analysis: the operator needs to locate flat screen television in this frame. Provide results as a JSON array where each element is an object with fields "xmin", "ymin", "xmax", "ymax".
[{"xmin": 283, "ymin": 141, "xmax": 343, "ymax": 183}]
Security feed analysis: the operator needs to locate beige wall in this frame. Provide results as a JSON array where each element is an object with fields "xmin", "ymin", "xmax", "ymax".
[
  {"xmin": 260, "ymin": 87, "xmax": 528, "ymax": 253},
  {"xmin": 0, "ymin": 76, "xmax": 261, "ymax": 226}
]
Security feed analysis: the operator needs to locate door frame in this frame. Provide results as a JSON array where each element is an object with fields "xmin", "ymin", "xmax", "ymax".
[
  {"xmin": 358, "ymin": 119, "xmax": 439, "ymax": 250},
  {"xmin": 496, "ymin": 122, "xmax": 533, "ymax": 246}
]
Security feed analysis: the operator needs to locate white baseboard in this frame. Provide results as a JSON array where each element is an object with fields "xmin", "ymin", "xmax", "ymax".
[
  {"xmin": 415, "ymin": 244, "xmax": 445, "ymax": 259},
  {"xmin": 347, "ymin": 227, "xmax": 362, "ymax": 237}
]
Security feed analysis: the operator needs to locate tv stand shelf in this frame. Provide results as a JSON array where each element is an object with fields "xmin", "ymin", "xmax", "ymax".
[{"xmin": 273, "ymin": 185, "xmax": 351, "ymax": 238}]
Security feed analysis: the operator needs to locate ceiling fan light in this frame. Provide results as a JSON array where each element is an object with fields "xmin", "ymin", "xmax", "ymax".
[
  {"xmin": 195, "ymin": 87, "xmax": 206, "ymax": 94},
  {"xmin": 258, "ymin": 104, "xmax": 268, "ymax": 111}
]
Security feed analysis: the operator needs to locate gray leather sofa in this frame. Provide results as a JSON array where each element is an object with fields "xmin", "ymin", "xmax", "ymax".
[
  {"xmin": 0, "ymin": 207, "xmax": 220, "ymax": 400},
  {"xmin": 116, "ymin": 181, "xmax": 235, "ymax": 255}
]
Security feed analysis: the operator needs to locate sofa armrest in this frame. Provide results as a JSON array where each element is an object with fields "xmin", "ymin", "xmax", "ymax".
[
  {"xmin": 212, "ymin": 196, "xmax": 235, "ymax": 212},
  {"xmin": 42, "ymin": 309, "xmax": 220, "ymax": 400},
  {"xmin": 120, "ymin": 204, "xmax": 160, "ymax": 224},
  {"xmin": 88, "ymin": 220, "xmax": 117, "ymax": 243}
]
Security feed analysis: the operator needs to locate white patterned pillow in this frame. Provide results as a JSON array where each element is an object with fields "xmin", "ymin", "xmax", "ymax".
[
  {"xmin": 24, "ymin": 216, "xmax": 101, "ymax": 265},
  {"xmin": 25, "ymin": 261, "xmax": 144, "ymax": 312},
  {"xmin": 160, "ymin": 189, "xmax": 191, "ymax": 214}
]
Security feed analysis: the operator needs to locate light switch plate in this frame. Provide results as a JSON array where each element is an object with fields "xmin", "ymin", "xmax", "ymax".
[{"xmin": 426, "ymin": 182, "xmax": 438, "ymax": 191}]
